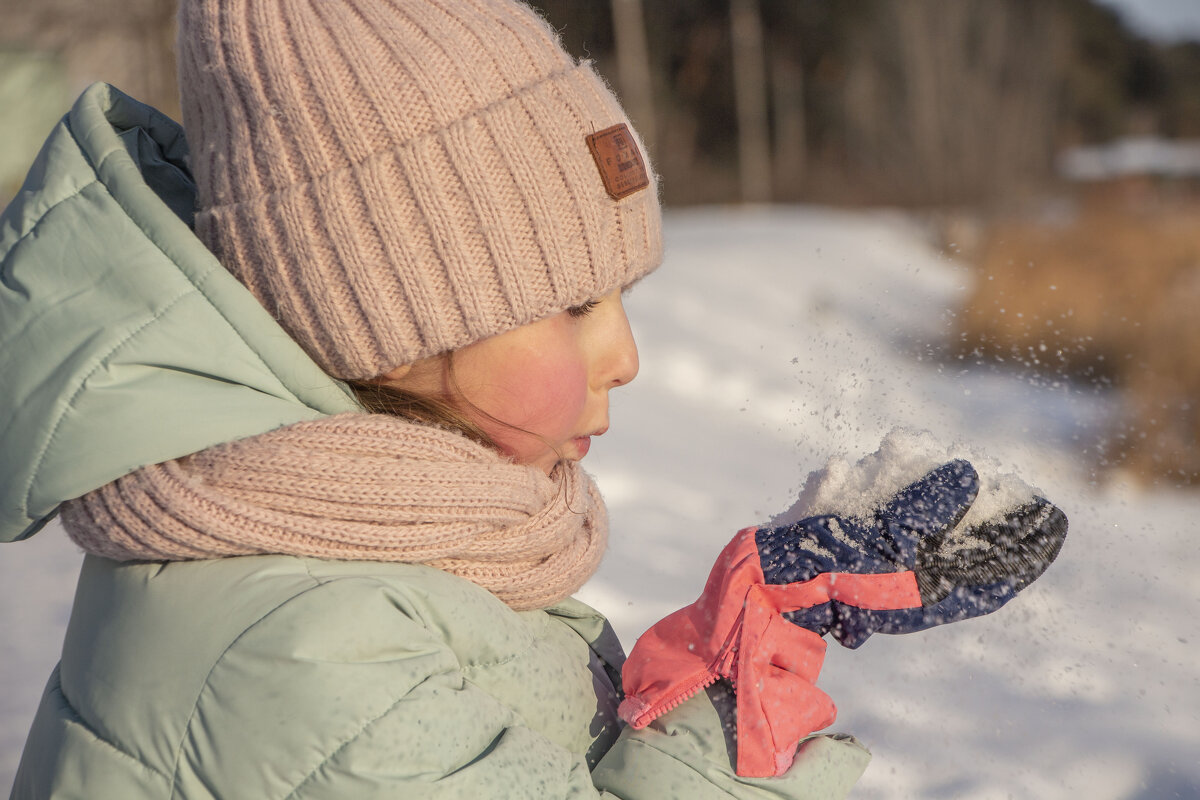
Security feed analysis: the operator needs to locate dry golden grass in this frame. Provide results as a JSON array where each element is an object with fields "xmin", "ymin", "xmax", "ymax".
[{"xmin": 955, "ymin": 190, "xmax": 1200, "ymax": 484}]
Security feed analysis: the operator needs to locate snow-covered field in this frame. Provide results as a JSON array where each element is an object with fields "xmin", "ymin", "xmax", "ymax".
[{"xmin": 3, "ymin": 206, "xmax": 1196, "ymax": 798}]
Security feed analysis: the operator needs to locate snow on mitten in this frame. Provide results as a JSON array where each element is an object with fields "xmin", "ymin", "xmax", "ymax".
[
  {"xmin": 618, "ymin": 458, "xmax": 1068, "ymax": 779},
  {"xmin": 769, "ymin": 459, "xmax": 1068, "ymax": 647}
]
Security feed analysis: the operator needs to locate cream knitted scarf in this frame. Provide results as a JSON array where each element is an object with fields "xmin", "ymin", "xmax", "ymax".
[{"xmin": 60, "ymin": 413, "xmax": 608, "ymax": 611}]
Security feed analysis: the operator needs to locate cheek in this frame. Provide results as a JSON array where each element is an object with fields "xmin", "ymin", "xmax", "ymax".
[
  {"xmin": 463, "ymin": 342, "xmax": 589, "ymax": 460},
  {"xmin": 493, "ymin": 352, "xmax": 588, "ymax": 436}
]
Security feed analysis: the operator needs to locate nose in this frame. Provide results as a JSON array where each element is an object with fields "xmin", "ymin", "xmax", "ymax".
[{"xmin": 598, "ymin": 293, "xmax": 640, "ymax": 389}]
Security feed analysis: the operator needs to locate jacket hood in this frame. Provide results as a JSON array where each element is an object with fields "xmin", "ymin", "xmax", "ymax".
[{"xmin": 0, "ymin": 83, "xmax": 360, "ymax": 544}]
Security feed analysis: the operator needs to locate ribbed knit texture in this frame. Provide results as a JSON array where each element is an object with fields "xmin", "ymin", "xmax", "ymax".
[
  {"xmin": 177, "ymin": 0, "xmax": 663, "ymax": 379},
  {"xmin": 59, "ymin": 414, "xmax": 608, "ymax": 610}
]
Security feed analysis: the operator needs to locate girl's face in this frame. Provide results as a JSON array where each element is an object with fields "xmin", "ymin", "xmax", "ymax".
[{"xmin": 385, "ymin": 290, "xmax": 640, "ymax": 474}]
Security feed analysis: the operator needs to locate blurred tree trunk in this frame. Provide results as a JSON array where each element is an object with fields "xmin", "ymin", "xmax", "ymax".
[
  {"xmin": 771, "ymin": 49, "xmax": 806, "ymax": 198},
  {"xmin": 730, "ymin": 0, "xmax": 772, "ymax": 203},
  {"xmin": 610, "ymin": 0, "xmax": 657, "ymax": 157},
  {"xmin": 840, "ymin": 0, "xmax": 1065, "ymax": 204}
]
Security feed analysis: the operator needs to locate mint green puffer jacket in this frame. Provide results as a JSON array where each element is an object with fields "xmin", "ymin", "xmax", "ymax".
[{"xmin": 2, "ymin": 84, "xmax": 870, "ymax": 799}]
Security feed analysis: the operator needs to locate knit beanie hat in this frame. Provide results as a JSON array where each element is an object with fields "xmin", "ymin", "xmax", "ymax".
[{"xmin": 177, "ymin": 0, "xmax": 662, "ymax": 380}]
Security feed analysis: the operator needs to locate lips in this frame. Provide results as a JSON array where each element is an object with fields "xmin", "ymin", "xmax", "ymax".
[
  {"xmin": 570, "ymin": 423, "xmax": 608, "ymax": 460},
  {"xmin": 572, "ymin": 436, "xmax": 592, "ymax": 459}
]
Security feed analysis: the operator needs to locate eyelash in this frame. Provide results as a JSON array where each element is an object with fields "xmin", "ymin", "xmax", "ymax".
[{"xmin": 567, "ymin": 299, "xmax": 599, "ymax": 318}]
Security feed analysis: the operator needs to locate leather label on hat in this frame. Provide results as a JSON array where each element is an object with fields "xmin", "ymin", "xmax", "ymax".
[{"xmin": 586, "ymin": 123, "xmax": 650, "ymax": 200}]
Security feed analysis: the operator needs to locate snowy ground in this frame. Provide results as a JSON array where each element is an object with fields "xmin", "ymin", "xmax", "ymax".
[{"xmin": 2, "ymin": 206, "xmax": 1196, "ymax": 798}]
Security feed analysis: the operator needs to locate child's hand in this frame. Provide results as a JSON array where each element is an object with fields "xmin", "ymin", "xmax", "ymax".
[
  {"xmin": 619, "ymin": 459, "xmax": 1067, "ymax": 779},
  {"xmin": 761, "ymin": 459, "xmax": 1068, "ymax": 648}
]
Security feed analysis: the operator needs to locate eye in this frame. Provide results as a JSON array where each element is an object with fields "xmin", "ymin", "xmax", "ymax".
[{"xmin": 567, "ymin": 299, "xmax": 599, "ymax": 318}]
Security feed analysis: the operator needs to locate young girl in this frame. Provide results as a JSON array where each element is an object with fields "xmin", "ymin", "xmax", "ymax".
[{"xmin": 1, "ymin": 1, "xmax": 1064, "ymax": 797}]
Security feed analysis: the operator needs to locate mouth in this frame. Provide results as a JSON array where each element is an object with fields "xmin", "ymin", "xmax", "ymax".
[
  {"xmin": 572, "ymin": 435, "xmax": 592, "ymax": 459},
  {"xmin": 571, "ymin": 426, "xmax": 607, "ymax": 460}
]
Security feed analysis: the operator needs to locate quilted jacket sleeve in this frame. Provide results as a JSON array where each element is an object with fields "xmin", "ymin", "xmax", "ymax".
[
  {"xmin": 12, "ymin": 557, "xmax": 867, "ymax": 800},
  {"xmin": 142, "ymin": 563, "xmax": 864, "ymax": 800},
  {"xmin": 595, "ymin": 685, "xmax": 869, "ymax": 799},
  {"xmin": 281, "ymin": 678, "xmax": 868, "ymax": 800},
  {"xmin": 171, "ymin": 572, "xmax": 866, "ymax": 799}
]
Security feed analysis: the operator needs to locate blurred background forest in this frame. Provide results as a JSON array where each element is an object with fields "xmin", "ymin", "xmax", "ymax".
[{"xmin": 3, "ymin": 0, "xmax": 1200, "ymax": 485}]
